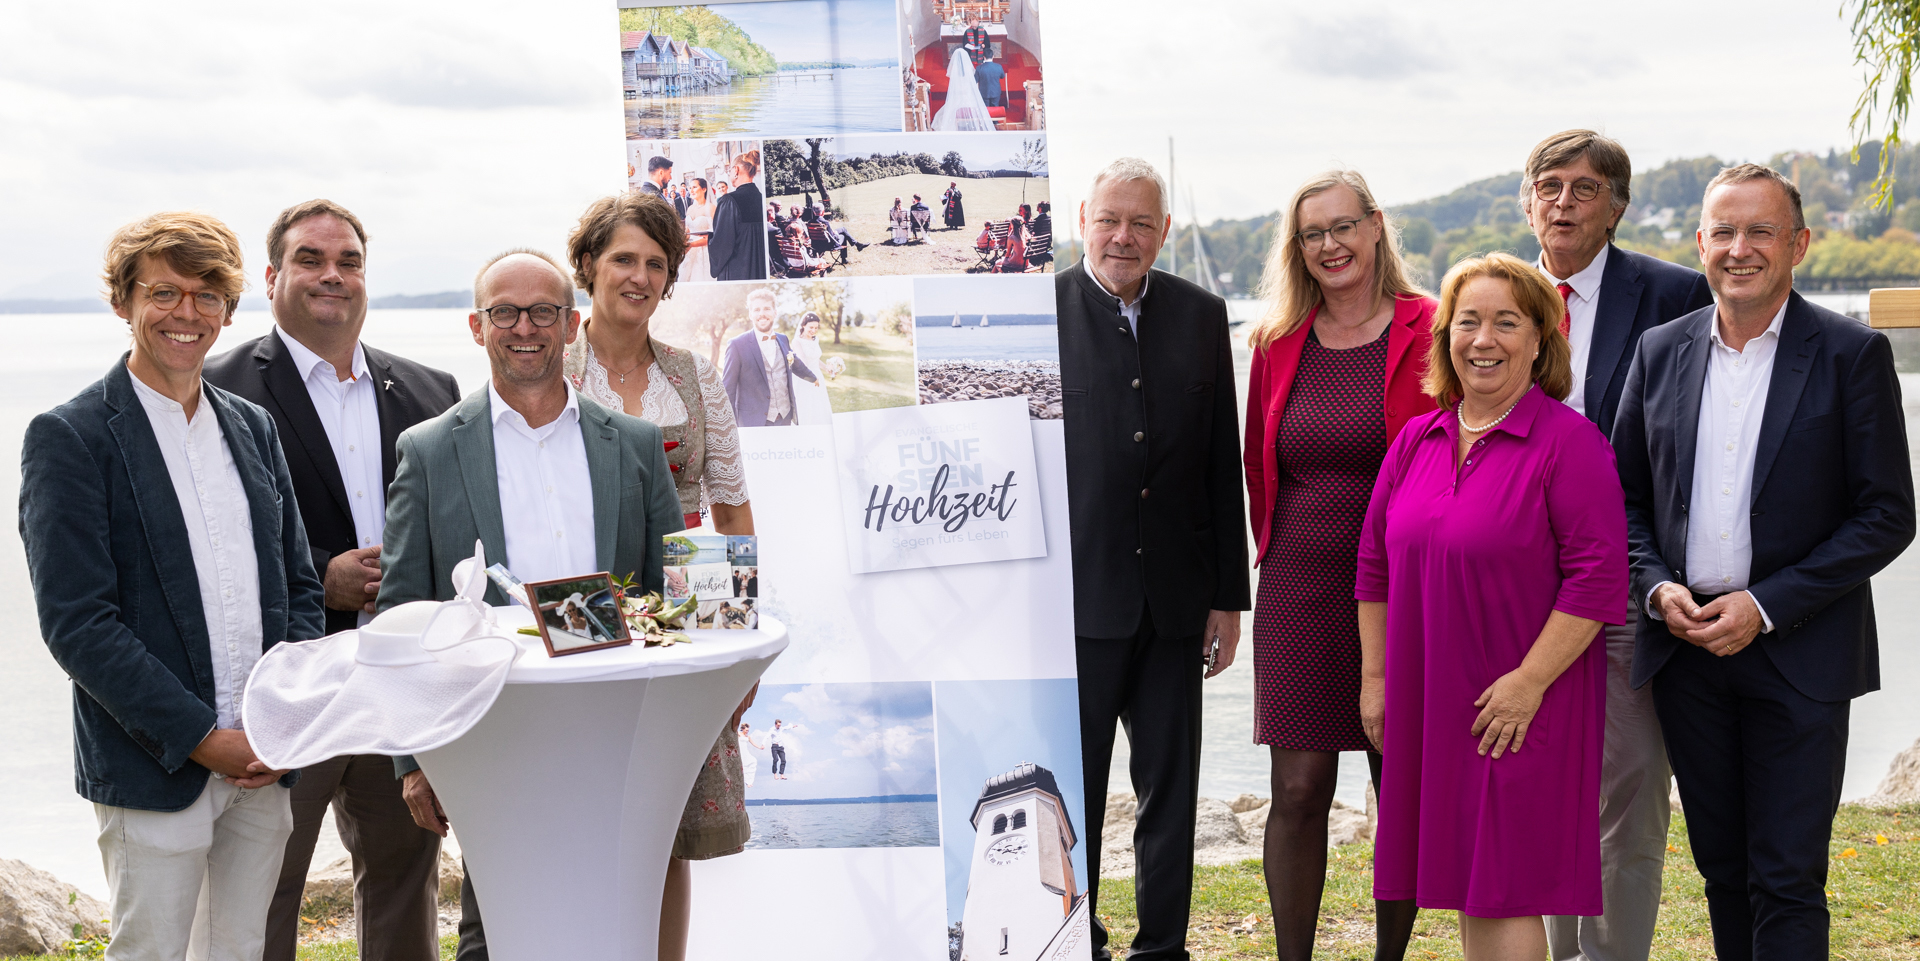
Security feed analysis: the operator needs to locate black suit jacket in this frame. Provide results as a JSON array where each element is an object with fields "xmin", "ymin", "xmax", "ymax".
[
  {"xmin": 710, "ymin": 181, "xmax": 766, "ymax": 281},
  {"xmin": 1613, "ymin": 292, "xmax": 1915, "ymax": 701},
  {"xmin": 204, "ymin": 331, "xmax": 461, "ymax": 636},
  {"xmin": 1057, "ymin": 263, "xmax": 1250, "ymax": 639},
  {"xmin": 1580, "ymin": 244, "xmax": 1714, "ymax": 437}
]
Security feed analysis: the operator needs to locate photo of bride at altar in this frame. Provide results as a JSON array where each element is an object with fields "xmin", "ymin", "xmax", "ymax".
[{"xmin": 898, "ymin": 0, "xmax": 1044, "ymax": 132}]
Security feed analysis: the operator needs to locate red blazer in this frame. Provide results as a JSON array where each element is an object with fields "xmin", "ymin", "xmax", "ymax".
[{"xmin": 1243, "ymin": 293, "xmax": 1439, "ymax": 566}]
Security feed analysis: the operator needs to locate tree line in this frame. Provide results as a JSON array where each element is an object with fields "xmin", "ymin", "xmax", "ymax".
[
  {"xmin": 765, "ymin": 139, "xmax": 972, "ymax": 199},
  {"xmin": 1161, "ymin": 141, "xmax": 1920, "ymax": 296}
]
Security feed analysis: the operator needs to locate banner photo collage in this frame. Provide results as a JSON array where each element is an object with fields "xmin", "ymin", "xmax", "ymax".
[{"xmin": 611, "ymin": 2, "xmax": 1087, "ymax": 959}]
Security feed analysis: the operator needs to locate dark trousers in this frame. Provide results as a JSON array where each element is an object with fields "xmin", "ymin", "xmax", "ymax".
[
  {"xmin": 1078, "ymin": 611, "xmax": 1203, "ymax": 961},
  {"xmin": 457, "ymin": 862, "xmax": 487, "ymax": 961},
  {"xmin": 265, "ymin": 754, "xmax": 443, "ymax": 961},
  {"xmin": 771, "ymin": 744, "xmax": 788, "ymax": 774},
  {"xmin": 1651, "ymin": 639, "xmax": 1850, "ymax": 961}
]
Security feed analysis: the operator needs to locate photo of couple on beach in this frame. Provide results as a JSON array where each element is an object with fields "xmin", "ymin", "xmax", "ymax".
[
  {"xmin": 739, "ymin": 682, "xmax": 940, "ymax": 850},
  {"xmin": 764, "ymin": 132, "xmax": 1049, "ymax": 277}
]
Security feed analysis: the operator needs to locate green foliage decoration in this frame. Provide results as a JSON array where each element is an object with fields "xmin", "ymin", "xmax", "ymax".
[{"xmin": 618, "ymin": 7, "xmax": 778, "ymax": 77}]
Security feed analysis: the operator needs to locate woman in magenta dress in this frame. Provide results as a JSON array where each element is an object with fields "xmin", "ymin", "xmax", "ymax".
[
  {"xmin": 1243, "ymin": 169, "xmax": 1433, "ymax": 961},
  {"xmin": 1356, "ymin": 253, "xmax": 1627, "ymax": 960}
]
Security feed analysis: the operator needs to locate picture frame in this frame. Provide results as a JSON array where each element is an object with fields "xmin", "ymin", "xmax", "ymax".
[{"xmin": 524, "ymin": 572, "xmax": 634, "ymax": 658}]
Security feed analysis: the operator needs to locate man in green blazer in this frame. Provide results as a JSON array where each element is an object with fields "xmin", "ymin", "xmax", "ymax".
[{"xmin": 375, "ymin": 249, "xmax": 682, "ymax": 960}]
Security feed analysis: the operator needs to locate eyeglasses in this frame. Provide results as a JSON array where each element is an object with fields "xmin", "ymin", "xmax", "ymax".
[
  {"xmin": 1532, "ymin": 178, "xmax": 1611, "ymax": 203},
  {"xmin": 1703, "ymin": 224, "xmax": 1786, "ymax": 249},
  {"xmin": 137, "ymin": 281, "xmax": 226, "ymax": 316},
  {"xmin": 481, "ymin": 303, "xmax": 569, "ymax": 329},
  {"xmin": 1297, "ymin": 218, "xmax": 1363, "ymax": 250}
]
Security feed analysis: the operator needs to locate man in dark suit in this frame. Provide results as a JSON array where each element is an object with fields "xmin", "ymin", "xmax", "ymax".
[
  {"xmin": 721, "ymin": 288, "xmax": 816, "ymax": 426},
  {"xmin": 203, "ymin": 200, "xmax": 460, "ymax": 961},
  {"xmin": 21, "ymin": 211, "xmax": 325, "ymax": 960},
  {"xmin": 709, "ymin": 151, "xmax": 766, "ymax": 281},
  {"xmin": 1613, "ymin": 164, "xmax": 1914, "ymax": 961},
  {"xmin": 1057, "ymin": 158, "xmax": 1249, "ymax": 961},
  {"xmin": 974, "ymin": 56, "xmax": 1006, "ymax": 107},
  {"xmin": 639, "ymin": 156, "xmax": 672, "ymax": 198},
  {"xmin": 1520, "ymin": 131, "xmax": 1714, "ymax": 961}
]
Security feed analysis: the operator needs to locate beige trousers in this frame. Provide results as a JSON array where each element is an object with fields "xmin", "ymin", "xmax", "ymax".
[
  {"xmin": 95, "ymin": 774, "xmax": 294, "ymax": 961},
  {"xmin": 1544, "ymin": 616, "xmax": 1673, "ymax": 961}
]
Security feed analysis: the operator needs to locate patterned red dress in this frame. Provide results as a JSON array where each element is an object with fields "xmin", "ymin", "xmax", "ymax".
[{"xmin": 1252, "ymin": 329, "xmax": 1388, "ymax": 751}]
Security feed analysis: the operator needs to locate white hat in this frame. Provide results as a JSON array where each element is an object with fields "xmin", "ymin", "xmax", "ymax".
[{"xmin": 243, "ymin": 541, "xmax": 522, "ymax": 770}]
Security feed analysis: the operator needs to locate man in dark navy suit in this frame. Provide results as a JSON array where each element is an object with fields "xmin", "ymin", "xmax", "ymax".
[
  {"xmin": 973, "ymin": 56, "xmax": 1006, "ymax": 107},
  {"xmin": 203, "ymin": 200, "xmax": 459, "ymax": 961},
  {"xmin": 720, "ymin": 288, "xmax": 816, "ymax": 427},
  {"xmin": 1521, "ymin": 130, "xmax": 1713, "ymax": 961},
  {"xmin": 1613, "ymin": 164, "xmax": 1914, "ymax": 961}
]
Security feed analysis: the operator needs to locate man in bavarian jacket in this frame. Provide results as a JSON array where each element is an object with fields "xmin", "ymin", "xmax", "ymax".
[{"xmin": 1057, "ymin": 157, "xmax": 1250, "ymax": 961}]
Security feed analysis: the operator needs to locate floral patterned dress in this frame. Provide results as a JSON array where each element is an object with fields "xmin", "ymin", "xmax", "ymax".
[{"xmin": 565, "ymin": 329, "xmax": 751, "ymax": 860}]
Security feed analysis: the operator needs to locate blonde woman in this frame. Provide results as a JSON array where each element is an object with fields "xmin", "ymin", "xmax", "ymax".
[{"xmin": 1240, "ymin": 169, "xmax": 1434, "ymax": 961}]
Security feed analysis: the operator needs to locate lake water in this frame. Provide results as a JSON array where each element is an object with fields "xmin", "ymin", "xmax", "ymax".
[
  {"xmin": 743, "ymin": 800, "xmax": 941, "ymax": 849},
  {"xmin": 914, "ymin": 324, "xmax": 1060, "ymax": 363},
  {"xmin": 626, "ymin": 67, "xmax": 901, "ymax": 140},
  {"xmin": 6, "ymin": 296, "xmax": 1920, "ymax": 896}
]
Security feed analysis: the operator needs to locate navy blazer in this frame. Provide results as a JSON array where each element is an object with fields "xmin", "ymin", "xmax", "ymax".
[
  {"xmin": 720, "ymin": 330, "xmax": 816, "ymax": 427},
  {"xmin": 1581, "ymin": 244, "xmax": 1714, "ymax": 437},
  {"xmin": 1612, "ymin": 292, "xmax": 1915, "ymax": 701},
  {"xmin": 19, "ymin": 359, "xmax": 326, "ymax": 811}
]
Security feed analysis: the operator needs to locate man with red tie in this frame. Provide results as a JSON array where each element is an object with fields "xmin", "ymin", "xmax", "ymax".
[{"xmin": 1522, "ymin": 129, "xmax": 1713, "ymax": 961}]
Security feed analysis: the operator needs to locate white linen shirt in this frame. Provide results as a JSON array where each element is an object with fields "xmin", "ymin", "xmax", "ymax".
[
  {"xmin": 489, "ymin": 381, "xmax": 597, "ymax": 584},
  {"xmin": 129, "ymin": 371, "xmax": 264, "ymax": 731},
  {"xmin": 1084, "ymin": 257, "xmax": 1149, "ymax": 338},
  {"xmin": 1538, "ymin": 245, "xmax": 1608, "ymax": 417},
  {"xmin": 1650, "ymin": 302, "xmax": 1785, "ymax": 631}
]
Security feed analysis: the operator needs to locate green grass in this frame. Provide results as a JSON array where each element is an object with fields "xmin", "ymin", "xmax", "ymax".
[
  {"xmin": 20, "ymin": 808, "xmax": 1913, "ymax": 960},
  {"xmin": 820, "ymin": 323, "xmax": 915, "ymax": 412},
  {"xmin": 1093, "ymin": 805, "xmax": 1920, "ymax": 960}
]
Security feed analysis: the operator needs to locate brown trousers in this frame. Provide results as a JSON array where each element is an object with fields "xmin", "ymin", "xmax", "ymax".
[{"xmin": 264, "ymin": 754, "xmax": 443, "ymax": 961}]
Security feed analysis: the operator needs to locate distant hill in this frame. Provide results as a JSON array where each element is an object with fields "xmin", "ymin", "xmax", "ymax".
[
  {"xmin": 914, "ymin": 312, "xmax": 1054, "ymax": 327},
  {"xmin": 4, "ymin": 291, "xmax": 474, "ymax": 314},
  {"xmin": 370, "ymin": 290, "xmax": 471, "ymax": 309},
  {"xmin": 0, "ymin": 298, "xmax": 108, "ymax": 314},
  {"xmin": 618, "ymin": 7, "xmax": 779, "ymax": 77},
  {"xmin": 745, "ymin": 794, "xmax": 937, "ymax": 806}
]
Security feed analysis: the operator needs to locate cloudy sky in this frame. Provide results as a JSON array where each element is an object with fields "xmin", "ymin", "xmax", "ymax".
[
  {"xmin": 0, "ymin": 0, "xmax": 1868, "ymax": 300},
  {"xmin": 740, "ymin": 681, "xmax": 938, "ymax": 800}
]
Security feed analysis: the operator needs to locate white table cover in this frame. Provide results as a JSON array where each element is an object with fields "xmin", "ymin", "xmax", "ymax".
[{"xmin": 416, "ymin": 606, "xmax": 786, "ymax": 961}]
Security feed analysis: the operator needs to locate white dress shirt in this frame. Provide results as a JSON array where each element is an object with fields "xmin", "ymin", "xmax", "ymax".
[
  {"xmin": 1084, "ymin": 257, "xmax": 1149, "ymax": 337},
  {"xmin": 276, "ymin": 328, "xmax": 384, "ymax": 552},
  {"xmin": 1650, "ymin": 302, "xmax": 1786, "ymax": 631},
  {"xmin": 129, "ymin": 371, "xmax": 263, "ymax": 731},
  {"xmin": 489, "ymin": 381, "xmax": 597, "ymax": 584},
  {"xmin": 1538, "ymin": 244, "xmax": 1608, "ymax": 417}
]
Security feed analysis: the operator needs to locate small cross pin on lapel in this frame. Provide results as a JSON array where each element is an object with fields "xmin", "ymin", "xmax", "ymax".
[{"xmin": 383, "ymin": 378, "xmax": 394, "ymax": 390}]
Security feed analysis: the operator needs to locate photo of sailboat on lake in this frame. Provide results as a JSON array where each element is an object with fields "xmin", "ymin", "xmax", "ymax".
[
  {"xmin": 914, "ymin": 275, "xmax": 1059, "ymax": 419},
  {"xmin": 619, "ymin": 1, "xmax": 903, "ymax": 140}
]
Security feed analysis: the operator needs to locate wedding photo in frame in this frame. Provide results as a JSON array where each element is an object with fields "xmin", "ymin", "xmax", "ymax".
[{"xmin": 525, "ymin": 573, "xmax": 635, "ymax": 657}]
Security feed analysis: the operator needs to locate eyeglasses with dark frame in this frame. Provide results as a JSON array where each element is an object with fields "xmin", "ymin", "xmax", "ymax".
[
  {"xmin": 1296, "ymin": 218, "xmax": 1364, "ymax": 250},
  {"xmin": 136, "ymin": 281, "xmax": 227, "ymax": 316},
  {"xmin": 1532, "ymin": 178, "xmax": 1612, "ymax": 203},
  {"xmin": 481, "ymin": 303, "xmax": 570, "ymax": 329}
]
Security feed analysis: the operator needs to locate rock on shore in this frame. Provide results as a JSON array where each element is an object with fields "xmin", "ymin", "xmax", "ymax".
[
  {"xmin": 917, "ymin": 360, "xmax": 1062, "ymax": 419},
  {"xmin": 1863, "ymin": 736, "xmax": 1920, "ymax": 807},
  {"xmin": 1098, "ymin": 792, "xmax": 1374, "ymax": 879},
  {"xmin": 0, "ymin": 858, "xmax": 109, "ymax": 955}
]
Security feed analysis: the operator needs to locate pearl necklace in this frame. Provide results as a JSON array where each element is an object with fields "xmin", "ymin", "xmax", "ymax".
[{"xmin": 1457, "ymin": 385, "xmax": 1531, "ymax": 434}]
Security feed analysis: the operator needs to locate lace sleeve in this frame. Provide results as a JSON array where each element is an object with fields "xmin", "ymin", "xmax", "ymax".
[{"xmin": 694, "ymin": 353, "xmax": 750, "ymax": 506}]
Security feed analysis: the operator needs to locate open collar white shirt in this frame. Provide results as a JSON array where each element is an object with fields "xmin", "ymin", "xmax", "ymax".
[
  {"xmin": 1537, "ymin": 244, "xmax": 1608, "ymax": 417},
  {"xmin": 276, "ymin": 328, "xmax": 385, "ymax": 553},
  {"xmin": 1084, "ymin": 257, "xmax": 1150, "ymax": 338},
  {"xmin": 488, "ymin": 381, "xmax": 597, "ymax": 584},
  {"xmin": 129, "ymin": 370, "xmax": 263, "ymax": 731},
  {"xmin": 1650, "ymin": 301, "xmax": 1786, "ymax": 631}
]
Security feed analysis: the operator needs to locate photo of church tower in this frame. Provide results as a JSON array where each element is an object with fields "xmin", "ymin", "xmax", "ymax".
[{"xmin": 957, "ymin": 762, "xmax": 1090, "ymax": 961}]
